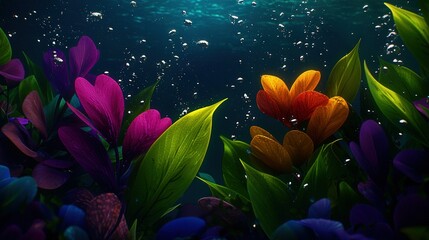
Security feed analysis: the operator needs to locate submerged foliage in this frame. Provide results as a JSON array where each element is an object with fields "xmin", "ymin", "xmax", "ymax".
[{"xmin": 0, "ymin": 2, "xmax": 428, "ymax": 240}]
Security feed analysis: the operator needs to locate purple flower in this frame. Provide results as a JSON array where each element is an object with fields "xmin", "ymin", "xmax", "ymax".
[
  {"xmin": 349, "ymin": 120, "xmax": 389, "ymax": 187},
  {"xmin": 67, "ymin": 74, "xmax": 124, "ymax": 145},
  {"xmin": 393, "ymin": 149, "xmax": 429, "ymax": 183},
  {"xmin": 0, "ymin": 58, "xmax": 25, "ymax": 87},
  {"xmin": 43, "ymin": 36, "xmax": 99, "ymax": 99},
  {"xmin": 413, "ymin": 97, "xmax": 429, "ymax": 119},
  {"xmin": 122, "ymin": 109, "xmax": 171, "ymax": 162},
  {"xmin": 349, "ymin": 204, "xmax": 393, "ymax": 239},
  {"xmin": 394, "ymin": 194, "xmax": 429, "ymax": 230}
]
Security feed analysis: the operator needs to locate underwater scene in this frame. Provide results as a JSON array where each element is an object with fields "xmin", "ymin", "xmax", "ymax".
[{"xmin": 0, "ymin": 0, "xmax": 428, "ymax": 239}]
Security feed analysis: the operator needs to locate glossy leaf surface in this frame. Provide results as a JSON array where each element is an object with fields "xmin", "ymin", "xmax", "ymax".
[
  {"xmin": 0, "ymin": 28, "xmax": 11, "ymax": 65},
  {"xmin": 126, "ymin": 99, "xmax": 226, "ymax": 227},
  {"xmin": 326, "ymin": 39, "xmax": 361, "ymax": 102}
]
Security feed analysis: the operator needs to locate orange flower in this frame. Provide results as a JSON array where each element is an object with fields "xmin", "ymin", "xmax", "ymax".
[
  {"xmin": 256, "ymin": 71, "xmax": 329, "ymax": 127},
  {"xmin": 306, "ymin": 96, "xmax": 349, "ymax": 145},
  {"xmin": 249, "ymin": 126, "xmax": 314, "ymax": 173}
]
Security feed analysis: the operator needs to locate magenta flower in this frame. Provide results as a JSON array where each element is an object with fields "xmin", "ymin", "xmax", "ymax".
[
  {"xmin": 413, "ymin": 97, "xmax": 429, "ymax": 119},
  {"xmin": 43, "ymin": 36, "xmax": 99, "ymax": 99},
  {"xmin": 68, "ymin": 74, "xmax": 124, "ymax": 145},
  {"xmin": 122, "ymin": 109, "xmax": 172, "ymax": 162},
  {"xmin": 0, "ymin": 58, "xmax": 25, "ymax": 87}
]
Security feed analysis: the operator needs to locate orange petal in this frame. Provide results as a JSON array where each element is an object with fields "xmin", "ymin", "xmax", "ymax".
[
  {"xmin": 289, "ymin": 70, "xmax": 321, "ymax": 100},
  {"xmin": 250, "ymin": 125, "xmax": 276, "ymax": 140},
  {"xmin": 291, "ymin": 91, "xmax": 329, "ymax": 123},
  {"xmin": 307, "ymin": 96, "xmax": 349, "ymax": 145},
  {"xmin": 283, "ymin": 130, "xmax": 314, "ymax": 166},
  {"xmin": 256, "ymin": 90, "xmax": 283, "ymax": 120},
  {"xmin": 250, "ymin": 135, "xmax": 292, "ymax": 173},
  {"xmin": 260, "ymin": 75, "xmax": 291, "ymax": 110}
]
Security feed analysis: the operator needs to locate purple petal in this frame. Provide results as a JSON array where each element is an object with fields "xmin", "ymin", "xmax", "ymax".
[
  {"xmin": 22, "ymin": 91, "xmax": 48, "ymax": 139},
  {"xmin": 308, "ymin": 198, "xmax": 331, "ymax": 219},
  {"xmin": 32, "ymin": 162, "xmax": 69, "ymax": 189},
  {"xmin": 349, "ymin": 204, "xmax": 384, "ymax": 227},
  {"xmin": 74, "ymin": 75, "xmax": 124, "ymax": 144},
  {"xmin": 393, "ymin": 149, "xmax": 429, "ymax": 183},
  {"xmin": 357, "ymin": 180, "xmax": 384, "ymax": 208},
  {"xmin": 0, "ymin": 59, "xmax": 25, "ymax": 86},
  {"xmin": 58, "ymin": 126, "xmax": 117, "ymax": 191},
  {"xmin": 69, "ymin": 36, "xmax": 99, "ymax": 81},
  {"xmin": 353, "ymin": 120, "xmax": 389, "ymax": 185},
  {"xmin": 1, "ymin": 121, "xmax": 38, "ymax": 158},
  {"xmin": 86, "ymin": 193, "xmax": 128, "ymax": 239},
  {"xmin": 122, "ymin": 109, "xmax": 171, "ymax": 162},
  {"xmin": 413, "ymin": 97, "xmax": 429, "ymax": 119},
  {"xmin": 43, "ymin": 50, "xmax": 71, "ymax": 98},
  {"xmin": 299, "ymin": 219, "xmax": 344, "ymax": 239},
  {"xmin": 394, "ymin": 194, "xmax": 429, "ymax": 229}
]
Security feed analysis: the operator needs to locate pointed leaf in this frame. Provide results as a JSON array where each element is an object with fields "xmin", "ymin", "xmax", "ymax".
[
  {"xmin": 22, "ymin": 91, "xmax": 47, "ymax": 138},
  {"xmin": 122, "ymin": 80, "xmax": 159, "ymax": 134},
  {"xmin": 419, "ymin": 0, "xmax": 429, "ymax": 27},
  {"xmin": 220, "ymin": 136, "xmax": 250, "ymax": 199},
  {"xmin": 197, "ymin": 177, "xmax": 251, "ymax": 211},
  {"xmin": 365, "ymin": 61, "xmax": 429, "ymax": 147},
  {"xmin": 241, "ymin": 160, "xmax": 293, "ymax": 238},
  {"xmin": 297, "ymin": 141, "xmax": 344, "ymax": 209},
  {"xmin": 18, "ymin": 75, "xmax": 42, "ymax": 109},
  {"xmin": 126, "ymin": 99, "xmax": 226, "ymax": 227},
  {"xmin": 23, "ymin": 52, "xmax": 53, "ymax": 104},
  {"xmin": 0, "ymin": 28, "xmax": 11, "ymax": 65},
  {"xmin": 378, "ymin": 59, "xmax": 426, "ymax": 100},
  {"xmin": 385, "ymin": 3, "xmax": 429, "ymax": 77},
  {"xmin": 326, "ymin": 39, "xmax": 361, "ymax": 102}
]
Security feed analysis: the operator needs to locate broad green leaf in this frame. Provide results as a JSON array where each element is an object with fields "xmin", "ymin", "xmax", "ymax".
[
  {"xmin": 365, "ymin": 61, "xmax": 429, "ymax": 147},
  {"xmin": 332, "ymin": 181, "xmax": 360, "ymax": 222},
  {"xmin": 0, "ymin": 28, "xmax": 12, "ymax": 65},
  {"xmin": 18, "ymin": 75, "xmax": 42, "ymax": 109},
  {"xmin": 419, "ymin": 0, "xmax": 429, "ymax": 27},
  {"xmin": 220, "ymin": 136, "xmax": 250, "ymax": 199},
  {"xmin": 378, "ymin": 59, "xmax": 426, "ymax": 100},
  {"xmin": 326, "ymin": 39, "xmax": 361, "ymax": 102},
  {"xmin": 22, "ymin": 52, "xmax": 53, "ymax": 104},
  {"xmin": 126, "ymin": 99, "xmax": 226, "ymax": 228},
  {"xmin": 296, "ymin": 140, "xmax": 344, "ymax": 209},
  {"xmin": 402, "ymin": 226, "xmax": 429, "ymax": 240},
  {"xmin": 197, "ymin": 177, "xmax": 251, "ymax": 212},
  {"xmin": 385, "ymin": 3, "xmax": 429, "ymax": 77},
  {"xmin": 241, "ymin": 160, "xmax": 293, "ymax": 238}
]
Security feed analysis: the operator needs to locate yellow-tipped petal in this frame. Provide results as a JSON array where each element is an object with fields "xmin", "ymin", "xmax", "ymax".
[
  {"xmin": 250, "ymin": 135, "xmax": 293, "ymax": 173},
  {"xmin": 283, "ymin": 130, "xmax": 314, "ymax": 166},
  {"xmin": 261, "ymin": 75, "xmax": 291, "ymax": 109},
  {"xmin": 307, "ymin": 96, "xmax": 349, "ymax": 145},
  {"xmin": 290, "ymin": 70, "xmax": 321, "ymax": 100},
  {"xmin": 250, "ymin": 125, "xmax": 276, "ymax": 140}
]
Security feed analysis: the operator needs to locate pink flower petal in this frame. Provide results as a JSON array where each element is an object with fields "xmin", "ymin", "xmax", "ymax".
[
  {"xmin": 69, "ymin": 36, "xmax": 100, "ymax": 80},
  {"xmin": 0, "ymin": 59, "xmax": 25, "ymax": 86}
]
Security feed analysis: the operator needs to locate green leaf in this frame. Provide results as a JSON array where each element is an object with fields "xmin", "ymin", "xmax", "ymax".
[
  {"xmin": 0, "ymin": 176, "xmax": 37, "ymax": 217},
  {"xmin": 123, "ymin": 80, "xmax": 158, "ymax": 130},
  {"xmin": 197, "ymin": 177, "xmax": 251, "ymax": 212},
  {"xmin": 241, "ymin": 160, "xmax": 293, "ymax": 238},
  {"xmin": 332, "ymin": 181, "xmax": 360, "ymax": 222},
  {"xmin": 378, "ymin": 59, "xmax": 426, "ymax": 100},
  {"xmin": 0, "ymin": 27, "xmax": 12, "ymax": 65},
  {"xmin": 296, "ymin": 140, "xmax": 344, "ymax": 209},
  {"xmin": 125, "ymin": 99, "xmax": 226, "ymax": 228},
  {"xmin": 365, "ymin": 61, "xmax": 429, "ymax": 147},
  {"xmin": 220, "ymin": 136, "xmax": 250, "ymax": 199},
  {"xmin": 401, "ymin": 226, "xmax": 429, "ymax": 240},
  {"xmin": 385, "ymin": 3, "xmax": 429, "ymax": 77},
  {"xmin": 22, "ymin": 52, "xmax": 53, "ymax": 104},
  {"xmin": 326, "ymin": 39, "xmax": 361, "ymax": 102},
  {"xmin": 419, "ymin": 0, "xmax": 429, "ymax": 27},
  {"xmin": 18, "ymin": 75, "xmax": 42, "ymax": 108}
]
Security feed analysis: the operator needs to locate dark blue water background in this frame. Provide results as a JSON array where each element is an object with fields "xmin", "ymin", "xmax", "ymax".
[{"xmin": 0, "ymin": 0, "xmax": 420, "ymax": 203}]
